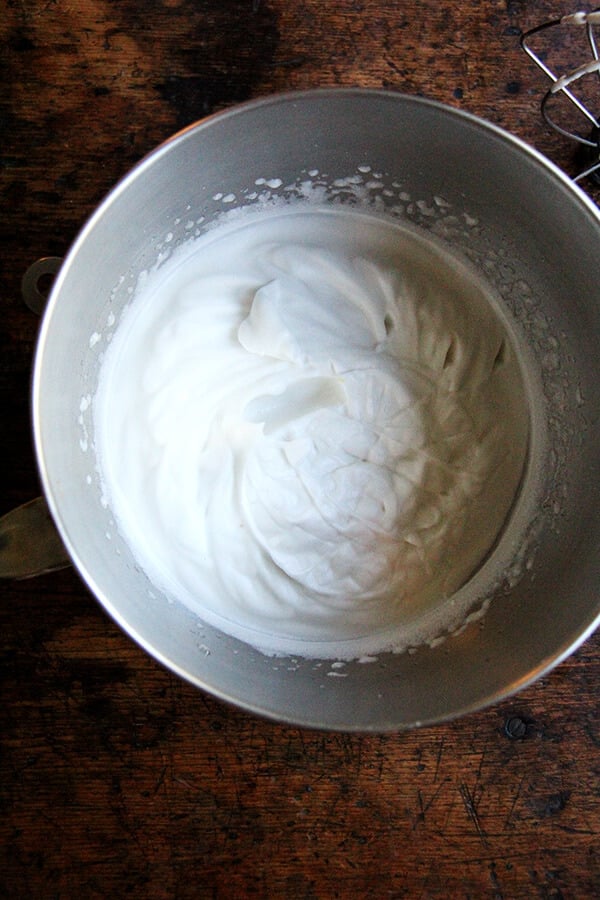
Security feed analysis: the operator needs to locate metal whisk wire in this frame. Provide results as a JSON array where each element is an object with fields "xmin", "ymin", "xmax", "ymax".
[{"xmin": 521, "ymin": 9, "xmax": 600, "ymax": 182}]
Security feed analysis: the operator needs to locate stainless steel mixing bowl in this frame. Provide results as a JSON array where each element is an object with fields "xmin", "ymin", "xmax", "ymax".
[{"xmin": 29, "ymin": 89, "xmax": 600, "ymax": 730}]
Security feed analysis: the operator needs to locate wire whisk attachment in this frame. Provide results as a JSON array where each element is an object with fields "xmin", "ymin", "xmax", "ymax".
[{"xmin": 521, "ymin": 9, "xmax": 600, "ymax": 183}]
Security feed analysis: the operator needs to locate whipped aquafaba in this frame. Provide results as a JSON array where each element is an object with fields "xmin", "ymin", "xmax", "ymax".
[{"xmin": 94, "ymin": 207, "xmax": 529, "ymax": 657}]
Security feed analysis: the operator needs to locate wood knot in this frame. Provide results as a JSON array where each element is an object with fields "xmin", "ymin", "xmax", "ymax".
[{"xmin": 504, "ymin": 716, "xmax": 529, "ymax": 739}]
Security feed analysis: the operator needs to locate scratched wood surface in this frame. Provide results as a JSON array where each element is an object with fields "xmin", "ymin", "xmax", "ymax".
[{"xmin": 1, "ymin": 1, "xmax": 599, "ymax": 897}]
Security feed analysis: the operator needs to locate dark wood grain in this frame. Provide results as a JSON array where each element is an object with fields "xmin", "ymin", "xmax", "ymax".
[{"xmin": 1, "ymin": 2, "xmax": 599, "ymax": 897}]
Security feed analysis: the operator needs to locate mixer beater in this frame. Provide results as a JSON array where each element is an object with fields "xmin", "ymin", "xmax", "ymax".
[{"xmin": 521, "ymin": 9, "xmax": 600, "ymax": 183}]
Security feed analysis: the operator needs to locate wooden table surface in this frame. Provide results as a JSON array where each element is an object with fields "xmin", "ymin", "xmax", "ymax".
[{"xmin": 2, "ymin": 1, "xmax": 599, "ymax": 897}]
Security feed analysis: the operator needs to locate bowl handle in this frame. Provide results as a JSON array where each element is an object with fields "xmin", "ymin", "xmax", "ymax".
[
  {"xmin": 0, "ymin": 257, "xmax": 71, "ymax": 579},
  {"xmin": 0, "ymin": 496, "xmax": 71, "ymax": 579}
]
